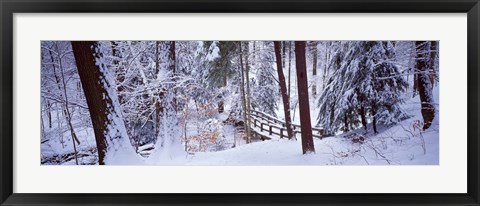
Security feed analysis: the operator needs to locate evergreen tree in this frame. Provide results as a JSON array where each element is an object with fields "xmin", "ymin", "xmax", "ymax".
[
  {"xmin": 252, "ymin": 41, "xmax": 279, "ymax": 117},
  {"xmin": 317, "ymin": 41, "xmax": 408, "ymax": 134},
  {"xmin": 205, "ymin": 41, "xmax": 238, "ymax": 88},
  {"xmin": 317, "ymin": 41, "xmax": 346, "ymax": 135}
]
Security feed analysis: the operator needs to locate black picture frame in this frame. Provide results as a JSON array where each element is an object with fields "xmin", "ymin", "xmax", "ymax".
[{"xmin": 1, "ymin": 0, "xmax": 479, "ymax": 205}]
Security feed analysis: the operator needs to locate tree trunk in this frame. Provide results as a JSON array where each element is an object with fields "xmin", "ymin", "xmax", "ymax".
[
  {"xmin": 72, "ymin": 41, "xmax": 134, "ymax": 165},
  {"xmin": 252, "ymin": 41, "xmax": 256, "ymax": 65},
  {"xmin": 343, "ymin": 112, "xmax": 349, "ymax": 132},
  {"xmin": 328, "ymin": 102, "xmax": 335, "ymax": 136},
  {"xmin": 155, "ymin": 41, "xmax": 160, "ymax": 75},
  {"xmin": 49, "ymin": 46, "xmax": 67, "ymax": 119},
  {"xmin": 371, "ymin": 103, "xmax": 378, "ymax": 133},
  {"xmin": 359, "ymin": 106, "xmax": 367, "ymax": 131},
  {"xmin": 415, "ymin": 41, "xmax": 436, "ymax": 130},
  {"xmin": 56, "ymin": 42, "xmax": 79, "ymax": 165},
  {"xmin": 41, "ymin": 111, "xmax": 46, "ymax": 140},
  {"xmin": 322, "ymin": 42, "xmax": 330, "ymax": 91},
  {"xmin": 429, "ymin": 41, "xmax": 438, "ymax": 86},
  {"xmin": 169, "ymin": 41, "xmax": 176, "ymax": 74},
  {"xmin": 282, "ymin": 41, "xmax": 286, "ymax": 70},
  {"xmin": 356, "ymin": 88, "xmax": 367, "ymax": 131},
  {"xmin": 274, "ymin": 41, "xmax": 294, "ymax": 140},
  {"xmin": 239, "ymin": 42, "xmax": 249, "ymax": 143},
  {"xmin": 412, "ymin": 41, "xmax": 419, "ymax": 97},
  {"xmin": 110, "ymin": 41, "xmax": 125, "ymax": 105},
  {"xmin": 47, "ymin": 100, "xmax": 52, "ymax": 128},
  {"xmin": 154, "ymin": 41, "xmax": 162, "ymax": 136},
  {"xmin": 288, "ymin": 41, "xmax": 292, "ymax": 99},
  {"xmin": 50, "ymin": 43, "xmax": 81, "ymax": 144},
  {"xmin": 294, "ymin": 41, "xmax": 315, "ymax": 154},
  {"xmin": 244, "ymin": 42, "xmax": 252, "ymax": 143},
  {"xmin": 169, "ymin": 41, "xmax": 177, "ymax": 111},
  {"xmin": 412, "ymin": 73, "xmax": 418, "ymax": 97},
  {"xmin": 311, "ymin": 41, "xmax": 318, "ymax": 97}
]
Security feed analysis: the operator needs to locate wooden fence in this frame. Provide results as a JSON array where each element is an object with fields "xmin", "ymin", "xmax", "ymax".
[{"xmin": 249, "ymin": 110, "xmax": 324, "ymax": 139}]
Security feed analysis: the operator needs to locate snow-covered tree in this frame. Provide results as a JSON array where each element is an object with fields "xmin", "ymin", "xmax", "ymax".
[
  {"xmin": 317, "ymin": 41, "xmax": 408, "ymax": 134},
  {"xmin": 415, "ymin": 41, "xmax": 436, "ymax": 130},
  {"xmin": 252, "ymin": 41, "xmax": 279, "ymax": 117},
  {"xmin": 317, "ymin": 41, "xmax": 346, "ymax": 135},
  {"xmin": 72, "ymin": 41, "xmax": 139, "ymax": 165}
]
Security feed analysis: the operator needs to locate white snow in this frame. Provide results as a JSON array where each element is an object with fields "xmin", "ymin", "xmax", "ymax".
[{"xmin": 41, "ymin": 41, "xmax": 439, "ymax": 166}]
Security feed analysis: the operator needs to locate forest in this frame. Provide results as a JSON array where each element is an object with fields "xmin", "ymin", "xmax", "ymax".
[{"xmin": 40, "ymin": 41, "xmax": 439, "ymax": 165}]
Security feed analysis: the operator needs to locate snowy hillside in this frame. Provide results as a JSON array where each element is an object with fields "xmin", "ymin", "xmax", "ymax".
[{"xmin": 41, "ymin": 41, "xmax": 439, "ymax": 165}]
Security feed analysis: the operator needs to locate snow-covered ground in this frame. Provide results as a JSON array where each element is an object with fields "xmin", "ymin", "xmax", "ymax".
[
  {"xmin": 157, "ymin": 90, "xmax": 438, "ymax": 166},
  {"xmin": 50, "ymin": 87, "xmax": 437, "ymax": 166},
  {"xmin": 40, "ymin": 41, "xmax": 438, "ymax": 166}
]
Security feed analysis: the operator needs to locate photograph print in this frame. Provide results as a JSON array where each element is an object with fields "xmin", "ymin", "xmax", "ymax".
[{"xmin": 40, "ymin": 41, "xmax": 439, "ymax": 165}]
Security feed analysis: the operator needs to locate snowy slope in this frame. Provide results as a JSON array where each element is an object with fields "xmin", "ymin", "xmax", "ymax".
[{"xmin": 146, "ymin": 86, "xmax": 439, "ymax": 165}]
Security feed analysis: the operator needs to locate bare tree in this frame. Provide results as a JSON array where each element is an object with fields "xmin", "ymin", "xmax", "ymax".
[
  {"xmin": 274, "ymin": 41, "xmax": 294, "ymax": 140},
  {"xmin": 49, "ymin": 42, "xmax": 80, "ymax": 164},
  {"xmin": 294, "ymin": 41, "xmax": 315, "ymax": 154},
  {"xmin": 57, "ymin": 44, "xmax": 79, "ymax": 165}
]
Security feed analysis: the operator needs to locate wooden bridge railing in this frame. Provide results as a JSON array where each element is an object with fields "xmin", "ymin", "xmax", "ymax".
[{"xmin": 249, "ymin": 110, "xmax": 324, "ymax": 139}]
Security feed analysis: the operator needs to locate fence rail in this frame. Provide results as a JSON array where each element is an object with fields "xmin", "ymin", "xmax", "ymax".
[{"xmin": 249, "ymin": 110, "xmax": 324, "ymax": 140}]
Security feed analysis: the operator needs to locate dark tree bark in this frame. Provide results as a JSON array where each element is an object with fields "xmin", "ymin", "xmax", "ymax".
[
  {"xmin": 169, "ymin": 41, "xmax": 176, "ymax": 74},
  {"xmin": 412, "ymin": 73, "xmax": 418, "ymax": 97},
  {"xmin": 328, "ymin": 102, "xmax": 335, "ymax": 136},
  {"xmin": 343, "ymin": 112, "xmax": 349, "ymax": 132},
  {"xmin": 274, "ymin": 41, "xmax": 294, "ymax": 140},
  {"xmin": 169, "ymin": 41, "xmax": 178, "ymax": 111},
  {"xmin": 356, "ymin": 88, "xmax": 367, "ymax": 131},
  {"xmin": 48, "ymin": 49, "xmax": 62, "ymax": 96},
  {"xmin": 155, "ymin": 41, "xmax": 160, "ymax": 75},
  {"xmin": 415, "ymin": 41, "xmax": 436, "ymax": 130},
  {"xmin": 371, "ymin": 103, "xmax": 378, "ymax": 133},
  {"xmin": 154, "ymin": 41, "xmax": 163, "ymax": 136},
  {"xmin": 72, "ymin": 41, "xmax": 133, "ymax": 165},
  {"xmin": 429, "ymin": 41, "xmax": 438, "ymax": 86},
  {"xmin": 359, "ymin": 106, "xmax": 367, "ymax": 131},
  {"xmin": 252, "ymin": 41, "xmax": 256, "ymax": 65},
  {"xmin": 287, "ymin": 41, "xmax": 292, "ymax": 99},
  {"xmin": 282, "ymin": 41, "xmax": 286, "ymax": 70},
  {"xmin": 47, "ymin": 101, "xmax": 52, "ymax": 128},
  {"xmin": 294, "ymin": 41, "xmax": 315, "ymax": 154},
  {"xmin": 311, "ymin": 41, "xmax": 318, "ymax": 97}
]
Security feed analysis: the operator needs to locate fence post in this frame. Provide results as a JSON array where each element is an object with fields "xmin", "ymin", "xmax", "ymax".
[
  {"xmin": 260, "ymin": 123, "xmax": 264, "ymax": 132},
  {"xmin": 280, "ymin": 128, "xmax": 284, "ymax": 138},
  {"xmin": 269, "ymin": 126, "xmax": 272, "ymax": 135}
]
